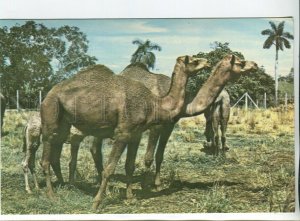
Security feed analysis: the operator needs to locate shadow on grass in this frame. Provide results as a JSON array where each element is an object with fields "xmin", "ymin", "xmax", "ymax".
[{"xmin": 38, "ymin": 173, "xmax": 241, "ymax": 202}]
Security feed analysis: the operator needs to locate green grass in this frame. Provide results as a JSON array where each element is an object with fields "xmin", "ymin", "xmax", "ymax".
[{"xmin": 0, "ymin": 108, "xmax": 295, "ymax": 214}]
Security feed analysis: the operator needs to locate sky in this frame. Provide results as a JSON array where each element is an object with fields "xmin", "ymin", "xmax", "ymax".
[{"xmin": 0, "ymin": 18, "xmax": 294, "ymax": 78}]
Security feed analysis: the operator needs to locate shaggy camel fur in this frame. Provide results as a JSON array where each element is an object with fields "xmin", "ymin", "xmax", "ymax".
[
  {"xmin": 121, "ymin": 54, "xmax": 257, "ymax": 189},
  {"xmin": 40, "ymin": 56, "xmax": 209, "ymax": 209},
  {"xmin": 22, "ymin": 112, "xmax": 93, "ymax": 193}
]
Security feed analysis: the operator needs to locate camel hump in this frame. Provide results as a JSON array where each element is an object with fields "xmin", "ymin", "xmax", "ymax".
[
  {"xmin": 124, "ymin": 62, "xmax": 149, "ymax": 71},
  {"xmin": 75, "ymin": 64, "xmax": 115, "ymax": 79},
  {"xmin": 120, "ymin": 64, "xmax": 171, "ymax": 97},
  {"xmin": 53, "ymin": 64, "xmax": 115, "ymax": 91}
]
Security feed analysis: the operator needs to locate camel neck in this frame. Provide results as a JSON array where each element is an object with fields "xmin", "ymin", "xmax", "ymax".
[
  {"xmin": 159, "ymin": 62, "xmax": 188, "ymax": 119},
  {"xmin": 186, "ymin": 65, "xmax": 231, "ymax": 116}
]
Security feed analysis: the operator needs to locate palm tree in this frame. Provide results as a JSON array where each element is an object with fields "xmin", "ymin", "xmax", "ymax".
[
  {"xmin": 261, "ymin": 21, "xmax": 293, "ymax": 105},
  {"xmin": 130, "ymin": 39, "xmax": 162, "ymax": 70}
]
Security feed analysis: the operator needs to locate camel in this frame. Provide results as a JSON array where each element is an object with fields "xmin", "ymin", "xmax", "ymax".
[
  {"xmin": 40, "ymin": 56, "xmax": 209, "ymax": 209},
  {"xmin": 1, "ymin": 93, "xmax": 6, "ymax": 132},
  {"xmin": 22, "ymin": 112, "xmax": 97, "ymax": 193},
  {"xmin": 120, "ymin": 54, "xmax": 257, "ymax": 189},
  {"xmin": 203, "ymin": 89, "xmax": 231, "ymax": 155}
]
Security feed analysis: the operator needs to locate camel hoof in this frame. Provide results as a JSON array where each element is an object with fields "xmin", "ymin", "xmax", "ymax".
[
  {"xmin": 47, "ymin": 190, "xmax": 56, "ymax": 199},
  {"xmin": 26, "ymin": 189, "xmax": 33, "ymax": 194},
  {"xmin": 92, "ymin": 201, "xmax": 101, "ymax": 210},
  {"xmin": 126, "ymin": 189, "xmax": 134, "ymax": 199},
  {"xmin": 155, "ymin": 185, "xmax": 163, "ymax": 192}
]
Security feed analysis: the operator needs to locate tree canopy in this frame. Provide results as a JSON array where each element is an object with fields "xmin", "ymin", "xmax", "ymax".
[
  {"xmin": 0, "ymin": 21, "xmax": 97, "ymax": 108},
  {"xmin": 187, "ymin": 42, "xmax": 276, "ymax": 106},
  {"xmin": 130, "ymin": 39, "xmax": 161, "ymax": 70}
]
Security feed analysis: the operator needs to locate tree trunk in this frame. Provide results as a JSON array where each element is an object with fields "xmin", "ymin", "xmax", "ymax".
[{"xmin": 275, "ymin": 50, "xmax": 279, "ymax": 106}]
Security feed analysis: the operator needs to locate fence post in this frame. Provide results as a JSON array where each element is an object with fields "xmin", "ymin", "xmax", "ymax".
[
  {"xmin": 264, "ymin": 93, "xmax": 267, "ymax": 109},
  {"xmin": 245, "ymin": 92, "xmax": 248, "ymax": 111},
  {"xmin": 16, "ymin": 90, "xmax": 20, "ymax": 112},
  {"xmin": 39, "ymin": 90, "xmax": 42, "ymax": 108}
]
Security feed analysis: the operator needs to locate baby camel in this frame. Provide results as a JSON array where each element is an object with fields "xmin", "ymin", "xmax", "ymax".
[
  {"xmin": 22, "ymin": 112, "xmax": 92, "ymax": 193},
  {"xmin": 203, "ymin": 89, "xmax": 231, "ymax": 155}
]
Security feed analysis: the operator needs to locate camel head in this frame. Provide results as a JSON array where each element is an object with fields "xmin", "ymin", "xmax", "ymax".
[
  {"xmin": 224, "ymin": 54, "xmax": 258, "ymax": 75},
  {"xmin": 177, "ymin": 56, "xmax": 210, "ymax": 75}
]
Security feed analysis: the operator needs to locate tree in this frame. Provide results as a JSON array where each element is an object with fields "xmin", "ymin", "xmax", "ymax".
[
  {"xmin": 0, "ymin": 21, "xmax": 97, "ymax": 108},
  {"xmin": 261, "ymin": 21, "xmax": 294, "ymax": 105},
  {"xmin": 130, "ymin": 39, "xmax": 161, "ymax": 69},
  {"xmin": 188, "ymin": 42, "xmax": 275, "ymax": 106},
  {"xmin": 278, "ymin": 67, "xmax": 294, "ymax": 83},
  {"xmin": 188, "ymin": 42, "xmax": 244, "ymax": 97}
]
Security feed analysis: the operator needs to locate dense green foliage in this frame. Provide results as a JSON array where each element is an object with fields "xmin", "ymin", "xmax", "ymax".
[
  {"xmin": 187, "ymin": 42, "xmax": 276, "ymax": 106},
  {"xmin": 130, "ymin": 39, "xmax": 162, "ymax": 70},
  {"xmin": 279, "ymin": 68, "xmax": 294, "ymax": 84},
  {"xmin": 0, "ymin": 21, "xmax": 97, "ymax": 108},
  {"xmin": 278, "ymin": 68, "xmax": 294, "ymax": 97}
]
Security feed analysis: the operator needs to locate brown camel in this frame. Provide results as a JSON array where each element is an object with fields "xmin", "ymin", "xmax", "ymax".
[
  {"xmin": 1, "ymin": 93, "xmax": 6, "ymax": 132},
  {"xmin": 22, "ymin": 112, "xmax": 97, "ymax": 193},
  {"xmin": 121, "ymin": 54, "xmax": 257, "ymax": 189},
  {"xmin": 40, "ymin": 56, "xmax": 209, "ymax": 209},
  {"xmin": 203, "ymin": 89, "xmax": 231, "ymax": 155}
]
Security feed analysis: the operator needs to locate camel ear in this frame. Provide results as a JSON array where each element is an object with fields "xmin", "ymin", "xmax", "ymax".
[
  {"xmin": 185, "ymin": 56, "xmax": 190, "ymax": 64},
  {"xmin": 230, "ymin": 54, "xmax": 236, "ymax": 66}
]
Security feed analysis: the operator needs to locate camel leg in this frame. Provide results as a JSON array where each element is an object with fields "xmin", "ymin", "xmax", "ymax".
[
  {"xmin": 92, "ymin": 140, "xmax": 126, "ymax": 210},
  {"xmin": 125, "ymin": 134, "xmax": 141, "ymax": 199},
  {"xmin": 68, "ymin": 133, "xmax": 85, "ymax": 184},
  {"xmin": 143, "ymin": 128, "xmax": 160, "ymax": 188},
  {"xmin": 69, "ymin": 142, "xmax": 80, "ymax": 185},
  {"xmin": 155, "ymin": 124, "xmax": 175, "ymax": 190},
  {"xmin": 41, "ymin": 96, "xmax": 70, "ymax": 198},
  {"xmin": 50, "ymin": 141, "xmax": 65, "ymax": 184},
  {"xmin": 204, "ymin": 110, "xmax": 213, "ymax": 149},
  {"xmin": 41, "ymin": 139, "xmax": 55, "ymax": 198},
  {"xmin": 211, "ymin": 117, "xmax": 220, "ymax": 156},
  {"xmin": 220, "ymin": 119, "xmax": 228, "ymax": 153},
  {"xmin": 29, "ymin": 145, "xmax": 40, "ymax": 190},
  {"xmin": 22, "ymin": 148, "xmax": 32, "ymax": 194},
  {"xmin": 204, "ymin": 111, "xmax": 212, "ymax": 142},
  {"xmin": 221, "ymin": 106, "xmax": 230, "ymax": 153},
  {"xmin": 50, "ymin": 120, "xmax": 71, "ymax": 185},
  {"xmin": 90, "ymin": 137, "xmax": 104, "ymax": 184},
  {"xmin": 42, "ymin": 128, "xmax": 70, "ymax": 196}
]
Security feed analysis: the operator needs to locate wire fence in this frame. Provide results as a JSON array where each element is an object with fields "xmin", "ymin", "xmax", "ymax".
[
  {"xmin": 232, "ymin": 92, "xmax": 294, "ymax": 110},
  {"xmin": 3, "ymin": 90, "xmax": 295, "ymax": 111}
]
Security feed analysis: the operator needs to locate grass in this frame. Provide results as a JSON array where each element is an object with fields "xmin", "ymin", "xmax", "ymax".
[{"xmin": 0, "ymin": 106, "xmax": 296, "ymax": 214}]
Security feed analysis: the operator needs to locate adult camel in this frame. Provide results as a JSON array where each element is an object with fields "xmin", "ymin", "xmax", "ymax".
[
  {"xmin": 40, "ymin": 55, "xmax": 209, "ymax": 209},
  {"xmin": 121, "ymin": 54, "xmax": 258, "ymax": 189}
]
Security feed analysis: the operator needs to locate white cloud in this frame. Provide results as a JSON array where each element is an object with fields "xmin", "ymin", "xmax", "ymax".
[{"xmin": 125, "ymin": 21, "xmax": 168, "ymax": 33}]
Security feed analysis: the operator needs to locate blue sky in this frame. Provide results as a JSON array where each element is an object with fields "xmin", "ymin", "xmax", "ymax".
[{"xmin": 0, "ymin": 18, "xmax": 294, "ymax": 77}]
